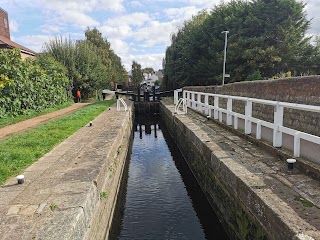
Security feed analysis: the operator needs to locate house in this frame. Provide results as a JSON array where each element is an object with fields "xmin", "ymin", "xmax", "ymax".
[
  {"xmin": 141, "ymin": 72, "xmax": 159, "ymax": 92},
  {"xmin": 0, "ymin": 7, "xmax": 36, "ymax": 59}
]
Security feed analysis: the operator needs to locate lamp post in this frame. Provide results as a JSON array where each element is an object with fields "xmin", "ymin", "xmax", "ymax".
[{"xmin": 221, "ymin": 30, "xmax": 229, "ymax": 85}]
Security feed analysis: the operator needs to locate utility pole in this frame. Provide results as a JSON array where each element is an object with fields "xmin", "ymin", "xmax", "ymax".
[{"xmin": 221, "ymin": 30, "xmax": 229, "ymax": 85}]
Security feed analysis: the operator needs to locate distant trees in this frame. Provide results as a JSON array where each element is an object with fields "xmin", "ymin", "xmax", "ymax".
[
  {"xmin": 131, "ymin": 61, "xmax": 143, "ymax": 88},
  {"xmin": 45, "ymin": 28, "xmax": 127, "ymax": 98},
  {"xmin": 163, "ymin": 0, "xmax": 318, "ymax": 90}
]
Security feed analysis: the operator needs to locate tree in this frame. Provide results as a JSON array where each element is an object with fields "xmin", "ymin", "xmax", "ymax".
[
  {"xmin": 45, "ymin": 28, "xmax": 127, "ymax": 98},
  {"xmin": 163, "ymin": 0, "xmax": 315, "ymax": 89},
  {"xmin": 131, "ymin": 61, "xmax": 143, "ymax": 88}
]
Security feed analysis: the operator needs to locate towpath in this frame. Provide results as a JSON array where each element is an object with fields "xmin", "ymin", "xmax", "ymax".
[
  {"xmin": 0, "ymin": 103, "xmax": 90, "ymax": 139},
  {"xmin": 0, "ymin": 95, "xmax": 113, "ymax": 140}
]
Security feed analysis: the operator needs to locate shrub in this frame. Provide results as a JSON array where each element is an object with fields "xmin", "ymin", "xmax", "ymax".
[{"xmin": 0, "ymin": 49, "xmax": 70, "ymax": 117}]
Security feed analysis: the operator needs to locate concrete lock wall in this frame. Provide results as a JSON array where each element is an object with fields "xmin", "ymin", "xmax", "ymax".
[
  {"xmin": 183, "ymin": 76, "xmax": 320, "ymax": 164},
  {"xmin": 160, "ymin": 103, "xmax": 268, "ymax": 240},
  {"xmin": 85, "ymin": 104, "xmax": 133, "ymax": 240}
]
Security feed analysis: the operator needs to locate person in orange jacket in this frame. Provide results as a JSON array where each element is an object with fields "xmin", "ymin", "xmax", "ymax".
[{"xmin": 76, "ymin": 88, "xmax": 81, "ymax": 103}]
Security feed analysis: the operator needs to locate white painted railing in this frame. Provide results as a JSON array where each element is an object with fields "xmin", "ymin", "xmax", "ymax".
[
  {"xmin": 117, "ymin": 98, "xmax": 127, "ymax": 112},
  {"xmin": 174, "ymin": 88, "xmax": 183, "ymax": 105},
  {"xmin": 177, "ymin": 90, "xmax": 320, "ymax": 158}
]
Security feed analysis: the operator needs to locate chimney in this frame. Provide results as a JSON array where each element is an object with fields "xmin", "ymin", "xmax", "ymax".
[{"xmin": 0, "ymin": 7, "xmax": 10, "ymax": 39}]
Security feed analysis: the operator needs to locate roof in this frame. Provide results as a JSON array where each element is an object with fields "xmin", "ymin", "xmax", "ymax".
[{"xmin": 0, "ymin": 35, "xmax": 36, "ymax": 55}]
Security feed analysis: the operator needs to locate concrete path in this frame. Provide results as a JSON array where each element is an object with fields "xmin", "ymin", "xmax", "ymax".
[
  {"xmin": 0, "ymin": 100, "xmax": 132, "ymax": 239},
  {"xmin": 0, "ymin": 103, "xmax": 90, "ymax": 139}
]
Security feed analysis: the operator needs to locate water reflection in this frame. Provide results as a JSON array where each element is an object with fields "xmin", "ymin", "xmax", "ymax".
[{"xmin": 111, "ymin": 116, "xmax": 229, "ymax": 240}]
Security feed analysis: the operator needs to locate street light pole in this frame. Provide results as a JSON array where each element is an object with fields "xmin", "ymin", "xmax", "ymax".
[{"xmin": 221, "ymin": 30, "xmax": 229, "ymax": 85}]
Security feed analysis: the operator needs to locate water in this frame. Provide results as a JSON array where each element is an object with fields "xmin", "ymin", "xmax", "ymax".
[{"xmin": 111, "ymin": 116, "xmax": 229, "ymax": 240}]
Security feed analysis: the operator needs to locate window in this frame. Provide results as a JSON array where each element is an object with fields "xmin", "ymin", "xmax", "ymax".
[{"xmin": 4, "ymin": 18, "xmax": 7, "ymax": 28}]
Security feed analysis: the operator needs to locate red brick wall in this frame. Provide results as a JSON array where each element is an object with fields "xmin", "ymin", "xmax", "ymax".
[{"xmin": 0, "ymin": 8, "xmax": 10, "ymax": 39}]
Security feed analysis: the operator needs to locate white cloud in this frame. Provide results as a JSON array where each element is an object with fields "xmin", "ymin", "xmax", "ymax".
[
  {"xmin": 109, "ymin": 38, "xmax": 129, "ymax": 57},
  {"xmin": 165, "ymin": 6, "xmax": 201, "ymax": 20},
  {"xmin": 41, "ymin": 24, "xmax": 62, "ymax": 34},
  {"xmin": 105, "ymin": 12, "xmax": 151, "ymax": 27},
  {"xmin": 31, "ymin": 0, "xmax": 124, "ymax": 12},
  {"xmin": 99, "ymin": 25, "xmax": 132, "ymax": 39},
  {"xmin": 131, "ymin": 19, "xmax": 182, "ymax": 47},
  {"xmin": 305, "ymin": 0, "xmax": 320, "ymax": 35},
  {"xmin": 58, "ymin": 10, "xmax": 99, "ymax": 28},
  {"xmin": 127, "ymin": 53, "xmax": 164, "ymax": 71},
  {"xmin": 15, "ymin": 35, "xmax": 52, "ymax": 52},
  {"xmin": 10, "ymin": 19, "xmax": 19, "ymax": 32},
  {"xmin": 186, "ymin": 0, "xmax": 221, "ymax": 8},
  {"xmin": 130, "ymin": 1, "xmax": 143, "ymax": 8}
]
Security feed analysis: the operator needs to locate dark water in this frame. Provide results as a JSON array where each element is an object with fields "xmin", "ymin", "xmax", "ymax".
[{"xmin": 110, "ymin": 116, "xmax": 229, "ymax": 240}]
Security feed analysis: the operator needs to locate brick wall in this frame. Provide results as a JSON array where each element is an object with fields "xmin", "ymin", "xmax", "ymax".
[
  {"xmin": 0, "ymin": 8, "xmax": 10, "ymax": 39},
  {"xmin": 184, "ymin": 76, "xmax": 320, "ymax": 136}
]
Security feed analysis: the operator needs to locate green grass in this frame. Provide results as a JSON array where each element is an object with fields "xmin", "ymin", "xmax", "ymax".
[
  {"xmin": 0, "ymin": 99, "xmax": 116, "ymax": 185},
  {"xmin": 0, "ymin": 101, "xmax": 73, "ymax": 128}
]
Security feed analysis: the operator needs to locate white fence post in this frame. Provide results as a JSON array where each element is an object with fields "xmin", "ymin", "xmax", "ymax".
[
  {"xmin": 191, "ymin": 93, "xmax": 195, "ymax": 109},
  {"xmin": 256, "ymin": 120, "xmax": 262, "ymax": 139},
  {"xmin": 234, "ymin": 113, "xmax": 238, "ymax": 129},
  {"xmin": 273, "ymin": 103, "xmax": 284, "ymax": 147},
  {"xmin": 197, "ymin": 93, "xmax": 202, "ymax": 112},
  {"xmin": 214, "ymin": 96, "xmax": 219, "ymax": 120},
  {"xmin": 205, "ymin": 94, "xmax": 209, "ymax": 116},
  {"xmin": 174, "ymin": 90, "xmax": 178, "ymax": 105},
  {"xmin": 186, "ymin": 92, "xmax": 191, "ymax": 107},
  {"xmin": 227, "ymin": 97, "xmax": 233, "ymax": 125},
  {"xmin": 294, "ymin": 132, "xmax": 301, "ymax": 157},
  {"xmin": 245, "ymin": 100, "xmax": 252, "ymax": 134}
]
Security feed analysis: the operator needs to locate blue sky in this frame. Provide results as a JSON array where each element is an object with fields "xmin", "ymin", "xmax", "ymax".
[{"xmin": 2, "ymin": 0, "xmax": 320, "ymax": 71}]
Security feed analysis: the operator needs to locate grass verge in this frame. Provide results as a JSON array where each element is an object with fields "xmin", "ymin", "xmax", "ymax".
[
  {"xmin": 0, "ymin": 101, "xmax": 73, "ymax": 128},
  {"xmin": 0, "ymin": 99, "xmax": 116, "ymax": 185}
]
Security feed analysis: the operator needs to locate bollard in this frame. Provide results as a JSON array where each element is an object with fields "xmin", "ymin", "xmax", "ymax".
[
  {"xmin": 16, "ymin": 175, "xmax": 25, "ymax": 184},
  {"xmin": 89, "ymin": 121, "xmax": 93, "ymax": 127},
  {"xmin": 286, "ymin": 158, "xmax": 296, "ymax": 170}
]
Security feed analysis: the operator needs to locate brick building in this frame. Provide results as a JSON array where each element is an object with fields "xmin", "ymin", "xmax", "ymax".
[{"xmin": 0, "ymin": 7, "xmax": 36, "ymax": 59}]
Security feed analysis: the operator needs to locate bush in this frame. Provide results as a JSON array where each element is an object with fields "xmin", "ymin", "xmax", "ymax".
[
  {"xmin": 247, "ymin": 70, "xmax": 263, "ymax": 81},
  {"xmin": 0, "ymin": 49, "xmax": 70, "ymax": 118}
]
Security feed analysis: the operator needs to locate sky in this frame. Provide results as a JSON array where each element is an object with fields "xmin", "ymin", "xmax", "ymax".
[{"xmin": 2, "ymin": 0, "xmax": 320, "ymax": 71}]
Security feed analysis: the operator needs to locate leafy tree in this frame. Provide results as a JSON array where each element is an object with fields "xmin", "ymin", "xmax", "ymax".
[
  {"xmin": 45, "ymin": 28, "xmax": 127, "ymax": 99},
  {"xmin": 143, "ymin": 67, "xmax": 154, "ymax": 74},
  {"xmin": 247, "ymin": 70, "xmax": 263, "ymax": 81},
  {"xmin": 163, "ymin": 0, "xmax": 316, "ymax": 89},
  {"xmin": 131, "ymin": 61, "xmax": 143, "ymax": 88},
  {"xmin": 0, "ymin": 49, "xmax": 69, "ymax": 117}
]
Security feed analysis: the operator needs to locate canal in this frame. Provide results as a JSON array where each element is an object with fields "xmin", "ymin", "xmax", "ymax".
[{"xmin": 110, "ymin": 116, "xmax": 229, "ymax": 239}]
